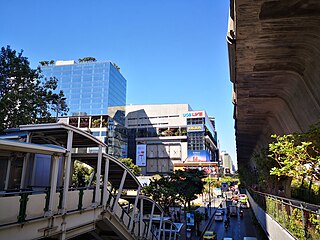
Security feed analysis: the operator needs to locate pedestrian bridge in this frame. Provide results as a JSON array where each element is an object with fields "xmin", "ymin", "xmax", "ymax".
[{"xmin": 0, "ymin": 123, "xmax": 179, "ymax": 240}]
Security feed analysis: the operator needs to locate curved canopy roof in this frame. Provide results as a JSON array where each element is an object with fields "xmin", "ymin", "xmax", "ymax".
[{"xmin": 16, "ymin": 123, "xmax": 105, "ymax": 148}]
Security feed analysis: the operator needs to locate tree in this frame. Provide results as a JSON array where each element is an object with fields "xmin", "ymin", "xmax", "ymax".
[
  {"xmin": 172, "ymin": 169, "xmax": 205, "ymax": 211},
  {"xmin": 39, "ymin": 60, "xmax": 49, "ymax": 66},
  {"xmin": 268, "ymin": 131, "xmax": 320, "ymax": 198},
  {"xmin": 0, "ymin": 46, "xmax": 68, "ymax": 132},
  {"xmin": 78, "ymin": 57, "xmax": 96, "ymax": 63},
  {"xmin": 118, "ymin": 158, "xmax": 141, "ymax": 176},
  {"xmin": 72, "ymin": 160, "xmax": 94, "ymax": 187},
  {"xmin": 143, "ymin": 176, "xmax": 177, "ymax": 215},
  {"xmin": 113, "ymin": 63, "xmax": 120, "ymax": 71}
]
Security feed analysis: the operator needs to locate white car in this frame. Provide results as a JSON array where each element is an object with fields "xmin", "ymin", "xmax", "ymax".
[{"xmin": 214, "ymin": 212, "xmax": 223, "ymax": 221}]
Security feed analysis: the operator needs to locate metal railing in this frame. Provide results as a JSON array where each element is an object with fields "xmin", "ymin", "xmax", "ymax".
[{"xmin": 248, "ymin": 188, "xmax": 320, "ymax": 240}]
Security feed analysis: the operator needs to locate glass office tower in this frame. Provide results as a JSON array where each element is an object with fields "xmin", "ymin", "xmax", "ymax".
[{"xmin": 41, "ymin": 60, "xmax": 126, "ymax": 116}]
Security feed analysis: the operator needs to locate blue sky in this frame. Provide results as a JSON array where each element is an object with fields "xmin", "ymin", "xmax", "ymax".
[{"xmin": 0, "ymin": 0, "xmax": 236, "ymax": 167}]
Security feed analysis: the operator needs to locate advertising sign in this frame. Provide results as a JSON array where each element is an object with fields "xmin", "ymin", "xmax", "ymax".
[
  {"xmin": 182, "ymin": 111, "xmax": 205, "ymax": 118},
  {"xmin": 121, "ymin": 144, "xmax": 128, "ymax": 158},
  {"xmin": 186, "ymin": 212, "xmax": 195, "ymax": 226},
  {"xmin": 136, "ymin": 144, "xmax": 146, "ymax": 166},
  {"xmin": 185, "ymin": 150, "xmax": 210, "ymax": 162},
  {"xmin": 186, "ymin": 124, "xmax": 204, "ymax": 132},
  {"xmin": 221, "ymin": 182, "xmax": 228, "ymax": 191}
]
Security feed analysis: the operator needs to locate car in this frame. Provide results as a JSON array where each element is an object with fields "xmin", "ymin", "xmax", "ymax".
[
  {"xmin": 217, "ymin": 207, "xmax": 224, "ymax": 214},
  {"xmin": 203, "ymin": 231, "xmax": 216, "ymax": 239},
  {"xmin": 239, "ymin": 194, "xmax": 248, "ymax": 203},
  {"xmin": 229, "ymin": 205, "xmax": 238, "ymax": 216},
  {"xmin": 214, "ymin": 212, "xmax": 224, "ymax": 221},
  {"xmin": 232, "ymin": 195, "xmax": 239, "ymax": 201},
  {"xmin": 240, "ymin": 202, "xmax": 250, "ymax": 208}
]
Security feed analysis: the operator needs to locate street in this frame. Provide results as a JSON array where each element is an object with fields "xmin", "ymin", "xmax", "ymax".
[{"xmin": 207, "ymin": 200, "xmax": 267, "ymax": 240}]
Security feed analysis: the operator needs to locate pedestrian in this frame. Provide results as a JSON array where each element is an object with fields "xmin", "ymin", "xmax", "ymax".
[
  {"xmin": 173, "ymin": 212, "xmax": 177, "ymax": 222},
  {"xmin": 177, "ymin": 210, "xmax": 181, "ymax": 222}
]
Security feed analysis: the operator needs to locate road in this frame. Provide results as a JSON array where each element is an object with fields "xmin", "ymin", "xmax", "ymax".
[{"xmin": 207, "ymin": 201, "xmax": 267, "ymax": 240}]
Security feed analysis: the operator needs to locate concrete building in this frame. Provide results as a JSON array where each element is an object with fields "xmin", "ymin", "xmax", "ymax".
[
  {"xmin": 125, "ymin": 104, "xmax": 219, "ymax": 176},
  {"xmin": 41, "ymin": 60, "xmax": 126, "ymax": 116},
  {"xmin": 221, "ymin": 151, "xmax": 233, "ymax": 175}
]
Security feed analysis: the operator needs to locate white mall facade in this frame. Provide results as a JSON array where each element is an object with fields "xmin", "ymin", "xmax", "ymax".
[{"xmin": 125, "ymin": 104, "xmax": 219, "ymax": 176}]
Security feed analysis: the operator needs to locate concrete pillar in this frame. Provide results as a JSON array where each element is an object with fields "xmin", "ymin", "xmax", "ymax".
[
  {"xmin": 94, "ymin": 145, "xmax": 103, "ymax": 206},
  {"xmin": 61, "ymin": 130, "xmax": 73, "ymax": 213}
]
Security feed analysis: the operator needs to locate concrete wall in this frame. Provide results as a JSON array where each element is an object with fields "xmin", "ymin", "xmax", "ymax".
[{"xmin": 247, "ymin": 191, "xmax": 295, "ymax": 240}]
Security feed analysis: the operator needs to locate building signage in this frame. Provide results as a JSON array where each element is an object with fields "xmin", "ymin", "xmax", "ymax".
[
  {"xmin": 185, "ymin": 150, "xmax": 210, "ymax": 162},
  {"xmin": 187, "ymin": 124, "xmax": 204, "ymax": 132},
  {"xmin": 221, "ymin": 182, "xmax": 228, "ymax": 191},
  {"xmin": 182, "ymin": 111, "xmax": 205, "ymax": 118},
  {"xmin": 136, "ymin": 144, "xmax": 147, "ymax": 166}
]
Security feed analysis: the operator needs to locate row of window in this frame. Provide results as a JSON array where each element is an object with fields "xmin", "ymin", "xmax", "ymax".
[
  {"xmin": 187, "ymin": 118, "xmax": 204, "ymax": 125},
  {"xmin": 127, "ymin": 115, "xmax": 179, "ymax": 121},
  {"xmin": 127, "ymin": 123, "xmax": 169, "ymax": 127}
]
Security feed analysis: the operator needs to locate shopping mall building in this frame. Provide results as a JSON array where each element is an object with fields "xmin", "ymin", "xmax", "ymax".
[{"xmin": 125, "ymin": 104, "xmax": 219, "ymax": 176}]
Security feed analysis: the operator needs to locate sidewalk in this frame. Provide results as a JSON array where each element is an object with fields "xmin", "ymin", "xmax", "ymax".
[{"xmin": 178, "ymin": 197, "xmax": 222, "ymax": 240}]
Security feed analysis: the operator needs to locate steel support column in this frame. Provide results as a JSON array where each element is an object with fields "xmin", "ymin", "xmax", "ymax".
[
  {"xmin": 46, "ymin": 155, "xmax": 60, "ymax": 216},
  {"xmin": 94, "ymin": 145, "xmax": 102, "ymax": 206},
  {"xmin": 129, "ymin": 186, "xmax": 140, "ymax": 231},
  {"xmin": 61, "ymin": 130, "xmax": 73, "ymax": 213},
  {"xmin": 112, "ymin": 170, "xmax": 127, "ymax": 211},
  {"xmin": 147, "ymin": 202, "xmax": 155, "ymax": 238},
  {"xmin": 102, "ymin": 157, "xmax": 110, "ymax": 209}
]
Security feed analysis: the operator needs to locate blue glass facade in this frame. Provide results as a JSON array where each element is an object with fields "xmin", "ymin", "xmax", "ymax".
[{"xmin": 41, "ymin": 61, "xmax": 126, "ymax": 116}]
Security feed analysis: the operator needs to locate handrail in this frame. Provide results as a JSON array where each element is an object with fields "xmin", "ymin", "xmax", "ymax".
[
  {"xmin": 248, "ymin": 188, "xmax": 320, "ymax": 213},
  {"xmin": 248, "ymin": 188, "xmax": 320, "ymax": 240}
]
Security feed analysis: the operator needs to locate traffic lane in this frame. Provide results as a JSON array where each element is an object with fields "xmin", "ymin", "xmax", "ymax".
[
  {"xmin": 207, "ymin": 203, "xmax": 262, "ymax": 240},
  {"xmin": 238, "ymin": 207, "xmax": 259, "ymax": 238}
]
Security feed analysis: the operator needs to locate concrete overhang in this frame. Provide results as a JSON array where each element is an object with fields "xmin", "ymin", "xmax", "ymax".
[{"xmin": 227, "ymin": 0, "xmax": 320, "ymax": 163}]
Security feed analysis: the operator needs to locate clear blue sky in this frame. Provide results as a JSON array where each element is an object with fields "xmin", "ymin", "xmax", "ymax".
[{"xmin": 0, "ymin": 0, "xmax": 237, "ymax": 167}]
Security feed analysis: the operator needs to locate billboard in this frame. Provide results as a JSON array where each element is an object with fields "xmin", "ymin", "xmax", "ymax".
[
  {"xmin": 136, "ymin": 144, "xmax": 147, "ymax": 166},
  {"xmin": 187, "ymin": 124, "xmax": 204, "ymax": 132},
  {"xmin": 185, "ymin": 150, "xmax": 210, "ymax": 162}
]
